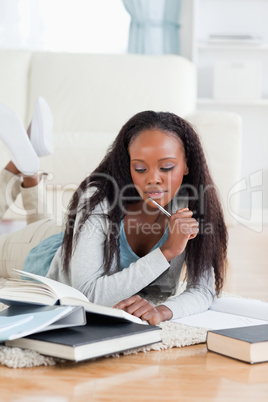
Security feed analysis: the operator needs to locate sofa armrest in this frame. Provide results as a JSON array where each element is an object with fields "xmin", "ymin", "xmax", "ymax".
[{"xmin": 186, "ymin": 111, "xmax": 243, "ymax": 226}]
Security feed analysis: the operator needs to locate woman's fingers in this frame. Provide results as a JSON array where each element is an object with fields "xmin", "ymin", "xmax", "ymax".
[
  {"xmin": 113, "ymin": 295, "xmax": 141, "ymax": 310},
  {"xmin": 175, "ymin": 208, "xmax": 193, "ymax": 217},
  {"xmin": 114, "ymin": 295, "xmax": 158, "ymax": 321},
  {"xmin": 188, "ymin": 231, "xmax": 198, "ymax": 240},
  {"xmin": 161, "ymin": 209, "xmax": 199, "ymax": 260},
  {"xmin": 171, "ymin": 216, "xmax": 199, "ymax": 236},
  {"xmin": 114, "ymin": 295, "xmax": 147, "ymax": 315}
]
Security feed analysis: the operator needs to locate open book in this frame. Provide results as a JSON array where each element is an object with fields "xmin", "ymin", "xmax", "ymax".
[
  {"xmin": 0, "ymin": 270, "xmax": 147, "ymax": 326},
  {"xmin": 173, "ymin": 297, "xmax": 268, "ymax": 330}
]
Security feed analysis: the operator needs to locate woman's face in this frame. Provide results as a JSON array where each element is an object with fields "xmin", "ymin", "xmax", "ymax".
[{"xmin": 129, "ymin": 129, "xmax": 188, "ymax": 209}]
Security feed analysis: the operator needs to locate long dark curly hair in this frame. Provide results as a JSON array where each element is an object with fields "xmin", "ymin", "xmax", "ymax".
[{"xmin": 61, "ymin": 111, "xmax": 228, "ymax": 294}]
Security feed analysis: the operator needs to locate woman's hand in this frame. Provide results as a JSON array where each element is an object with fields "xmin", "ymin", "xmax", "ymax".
[
  {"xmin": 114, "ymin": 295, "xmax": 173, "ymax": 325},
  {"xmin": 160, "ymin": 208, "xmax": 199, "ymax": 261}
]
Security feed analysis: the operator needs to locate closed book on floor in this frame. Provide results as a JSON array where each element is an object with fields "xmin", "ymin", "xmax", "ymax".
[
  {"xmin": 5, "ymin": 321, "xmax": 162, "ymax": 362},
  {"xmin": 207, "ymin": 324, "xmax": 268, "ymax": 364}
]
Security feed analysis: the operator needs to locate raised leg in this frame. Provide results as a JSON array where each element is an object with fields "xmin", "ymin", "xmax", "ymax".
[{"xmin": 0, "ymin": 98, "xmax": 54, "ymax": 223}]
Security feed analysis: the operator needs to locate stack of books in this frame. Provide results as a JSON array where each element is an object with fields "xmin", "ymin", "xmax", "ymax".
[
  {"xmin": 0, "ymin": 271, "xmax": 162, "ymax": 362},
  {"xmin": 2, "ymin": 271, "xmax": 268, "ymax": 364}
]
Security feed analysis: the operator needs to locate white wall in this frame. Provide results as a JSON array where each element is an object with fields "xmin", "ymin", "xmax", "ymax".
[{"xmin": 0, "ymin": 0, "xmax": 130, "ymax": 53}]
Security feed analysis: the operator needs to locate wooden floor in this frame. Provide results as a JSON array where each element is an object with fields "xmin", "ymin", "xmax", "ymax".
[{"xmin": 0, "ymin": 223, "xmax": 268, "ymax": 401}]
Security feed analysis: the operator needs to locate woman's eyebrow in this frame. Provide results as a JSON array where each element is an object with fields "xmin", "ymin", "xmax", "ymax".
[
  {"xmin": 158, "ymin": 157, "xmax": 176, "ymax": 161},
  {"xmin": 131, "ymin": 157, "xmax": 177, "ymax": 162}
]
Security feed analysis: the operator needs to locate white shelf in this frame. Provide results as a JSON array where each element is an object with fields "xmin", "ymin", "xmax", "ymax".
[
  {"xmin": 197, "ymin": 98, "xmax": 268, "ymax": 106},
  {"xmin": 198, "ymin": 42, "xmax": 268, "ymax": 51}
]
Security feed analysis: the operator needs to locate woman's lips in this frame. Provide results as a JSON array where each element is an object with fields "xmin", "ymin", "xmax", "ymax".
[{"xmin": 146, "ymin": 191, "xmax": 165, "ymax": 200}]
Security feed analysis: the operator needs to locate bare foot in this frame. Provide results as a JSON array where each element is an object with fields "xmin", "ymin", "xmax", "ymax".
[
  {"xmin": 5, "ymin": 161, "xmax": 20, "ymax": 176},
  {"xmin": 5, "ymin": 161, "xmax": 39, "ymax": 188}
]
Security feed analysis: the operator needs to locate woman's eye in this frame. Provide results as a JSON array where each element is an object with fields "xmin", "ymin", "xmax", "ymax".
[
  {"xmin": 135, "ymin": 168, "xmax": 146, "ymax": 173},
  {"xmin": 161, "ymin": 166, "xmax": 174, "ymax": 172}
]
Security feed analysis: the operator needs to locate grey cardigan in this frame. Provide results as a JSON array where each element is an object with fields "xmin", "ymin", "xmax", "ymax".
[{"xmin": 47, "ymin": 189, "xmax": 215, "ymax": 319}]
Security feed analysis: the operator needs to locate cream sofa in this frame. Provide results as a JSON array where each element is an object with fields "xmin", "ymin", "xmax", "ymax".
[{"xmin": 0, "ymin": 50, "xmax": 242, "ymax": 225}]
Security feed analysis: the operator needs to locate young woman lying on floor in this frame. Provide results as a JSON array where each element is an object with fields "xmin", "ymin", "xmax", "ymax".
[{"xmin": 0, "ymin": 102, "xmax": 227, "ymax": 325}]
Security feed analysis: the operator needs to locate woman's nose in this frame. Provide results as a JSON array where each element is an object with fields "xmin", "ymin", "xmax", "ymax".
[{"xmin": 147, "ymin": 170, "xmax": 162, "ymax": 184}]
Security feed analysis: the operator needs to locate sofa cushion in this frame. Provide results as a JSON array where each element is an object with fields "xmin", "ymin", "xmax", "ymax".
[
  {"xmin": 187, "ymin": 111, "xmax": 243, "ymax": 226},
  {"xmin": 39, "ymin": 131, "xmax": 117, "ymax": 186},
  {"xmin": 27, "ymin": 52, "xmax": 197, "ymax": 132}
]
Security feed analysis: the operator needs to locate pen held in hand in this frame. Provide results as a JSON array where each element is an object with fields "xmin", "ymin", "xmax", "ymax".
[{"xmin": 148, "ymin": 197, "xmax": 171, "ymax": 218}]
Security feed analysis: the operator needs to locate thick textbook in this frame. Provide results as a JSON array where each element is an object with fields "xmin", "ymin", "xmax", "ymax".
[
  {"xmin": 0, "ymin": 270, "xmax": 147, "ymax": 325},
  {"xmin": 206, "ymin": 324, "xmax": 268, "ymax": 364},
  {"xmin": 0, "ymin": 305, "xmax": 85, "ymax": 342},
  {"xmin": 6, "ymin": 321, "xmax": 162, "ymax": 362},
  {"xmin": 173, "ymin": 297, "xmax": 268, "ymax": 330}
]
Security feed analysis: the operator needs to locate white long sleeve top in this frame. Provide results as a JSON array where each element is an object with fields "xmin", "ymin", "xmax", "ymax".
[{"xmin": 47, "ymin": 188, "xmax": 215, "ymax": 319}]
